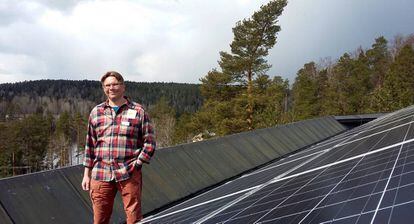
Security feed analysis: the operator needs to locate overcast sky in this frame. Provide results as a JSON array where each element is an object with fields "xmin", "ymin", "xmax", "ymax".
[{"xmin": 0, "ymin": 0, "xmax": 413, "ymax": 84}]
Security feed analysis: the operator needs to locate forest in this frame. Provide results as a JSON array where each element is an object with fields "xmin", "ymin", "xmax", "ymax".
[
  {"xmin": 0, "ymin": 0, "xmax": 414, "ymax": 177},
  {"xmin": 0, "ymin": 81, "xmax": 202, "ymax": 177}
]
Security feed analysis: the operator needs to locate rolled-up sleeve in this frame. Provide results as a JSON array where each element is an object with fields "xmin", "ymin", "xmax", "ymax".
[{"xmin": 138, "ymin": 111, "xmax": 156, "ymax": 163}]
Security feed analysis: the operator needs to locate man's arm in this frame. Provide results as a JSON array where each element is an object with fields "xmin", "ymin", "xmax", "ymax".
[
  {"xmin": 82, "ymin": 112, "xmax": 97, "ymax": 191},
  {"xmin": 137, "ymin": 111, "xmax": 156, "ymax": 164},
  {"xmin": 82, "ymin": 167, "xmax": 91, "ymax": 191}
]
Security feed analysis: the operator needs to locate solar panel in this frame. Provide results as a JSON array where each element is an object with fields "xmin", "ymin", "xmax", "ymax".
[{"xmin": 141, "ymin": 106, "xmax": 414, "ymax": 223}]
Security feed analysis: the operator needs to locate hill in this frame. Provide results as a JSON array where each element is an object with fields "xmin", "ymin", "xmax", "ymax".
[{"xmin": 0, "ymin": 80, "xmax": 202, "ymax": 119}]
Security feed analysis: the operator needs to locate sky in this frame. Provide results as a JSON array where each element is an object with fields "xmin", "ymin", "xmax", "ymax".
[{"xmin": 0, "ymin": 0, "xmax": 413, "ymax": 84}]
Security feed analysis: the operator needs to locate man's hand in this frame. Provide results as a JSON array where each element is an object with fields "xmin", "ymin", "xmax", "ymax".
[{"xmin": 81, "ymin": 167, "xmax": 91, "ymax": 191}]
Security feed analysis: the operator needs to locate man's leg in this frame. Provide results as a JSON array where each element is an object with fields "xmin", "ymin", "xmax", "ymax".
[
  {"xmin": 90, "ymin": 179, "xmax": 117, "ymax": 224},
  {"xmin": 117, "ymin": 168, "xmax": 143, "ymax": 224}
]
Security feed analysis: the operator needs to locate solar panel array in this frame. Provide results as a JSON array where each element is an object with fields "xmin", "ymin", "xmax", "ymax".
[{"xmin": 141, "ymin": 106, "xmax": 414, "ymax": 224}]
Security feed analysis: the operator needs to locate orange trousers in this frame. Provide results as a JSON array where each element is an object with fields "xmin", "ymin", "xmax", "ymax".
[{"xmin": 89, "ymin": 168, "xmax": 142, "ymax": 224}]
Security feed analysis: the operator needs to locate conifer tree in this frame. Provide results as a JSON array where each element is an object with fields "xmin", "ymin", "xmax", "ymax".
[
  {"xmin": 353, "ymin": 50, "xmax": 373, "ymax": 113},
  {"xmin": 366, "ymin": 36, "xmax": 391, "ymax": 89},
  {"xmin": 218, "ymin": 0, "xmax": 287, "ymax": 130},
  {"xmin": 291, "ymin": 62, "xmax": 319, "ymax": 120},
  {"xmin": 375, "ymin": 45, "xmax": 414, "ymax": 111},
  {"xmin": 189, "ymin": 0, "xmax": 288, "ymax": 139},
  {"xmin": 253, "ymin": 75, "xmax": 289, "ymax": 127}
]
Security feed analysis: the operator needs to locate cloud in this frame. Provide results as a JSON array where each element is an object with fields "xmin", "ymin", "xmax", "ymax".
[
  {"xmin": 41, "ymin": 0, "xmax": 84, "ymax": 12},
  {"xmin": 1, "ymin": 0, "xmax": 413, "ymax": 84},
  {"xmin": 0, "ymin": 0, "xmax": 273, "ymax": 83}
]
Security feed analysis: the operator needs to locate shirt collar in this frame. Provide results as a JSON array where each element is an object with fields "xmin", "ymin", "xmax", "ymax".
[{"xmin": 104, "ymin": 96, "xmax": 134, "ymax": 109}]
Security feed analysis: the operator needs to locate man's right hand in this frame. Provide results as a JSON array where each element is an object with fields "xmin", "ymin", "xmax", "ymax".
[{"xmin": 81, "ymin": 167, "xmax": 91, "ymax": 191}]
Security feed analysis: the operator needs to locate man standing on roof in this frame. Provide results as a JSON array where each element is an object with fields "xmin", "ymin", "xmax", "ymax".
[{"xmin": 81, "ymin": 71, "xmax": 156, "ymax": 224}]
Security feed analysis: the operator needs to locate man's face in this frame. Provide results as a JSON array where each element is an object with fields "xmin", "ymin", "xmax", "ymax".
[{"xmin": 102, "ymin": 76, "xmax": 125, "ymax": 102}]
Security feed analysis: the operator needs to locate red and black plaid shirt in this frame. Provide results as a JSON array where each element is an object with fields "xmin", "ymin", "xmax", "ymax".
[{"xmin": 83, "ymin": 98, "xmax": 156, "ymax": 182}]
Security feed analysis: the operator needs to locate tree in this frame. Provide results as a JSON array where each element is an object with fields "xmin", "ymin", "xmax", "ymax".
[
  {"xmin": 73, "ymin": 112, "xmax": 87, "ymax": 164},
  {"xmin": 200, "ymin": 70, "xmax": 239, "ymax": 101},
  {"xmin": 56, "ymin": 111, "xmax": 73, "ymax": 139},
  {"xmin": 291, "ymin": 62, "xmax": 319, "ymax": 120},
  {"xmin": 350, "ymin": 50, "xmax": 372, "ymax": 113},
  {"xmin": 390, "ymin": 34, "xmax": 414, "ymax": 60},
  {"xmin": 253, "ymin": 75, "xmax": 289, "ymax": 127},
  {"xmin": 171, "ymin": 113, "xmax": 194, "ymax": 145},
  {"xmin": 218, "ymin": 0, "xmax": 287, "ymax": 130},
  {"xmin": 0, "ymin": 122, "xmax": 14, "ymax": 177},
  {"xmin": 55, "ymin": 111, "xmax": 75, "ymax": 166},
  {"xmin": 366, "ymin": 36, "xmax": 391, "ymax": 89},
  {"xmin": 149, "ymin": 97, "xmax": 176, "ymax": 148},
  {"xmin": 12, "ymin": 114, "xmax": 51, "ymax": 173},
  {"xmin": 373, "ymin": 45, "xmax": 414, "ymax": 111},
  {"xmin": 187, "ymin": 0, "xmax": 288, "ymax": 140}
]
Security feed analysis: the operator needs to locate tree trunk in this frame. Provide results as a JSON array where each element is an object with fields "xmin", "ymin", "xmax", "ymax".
[{"xmin": 247, "ymin": 70, "xmax": 254, "ymax": 130}]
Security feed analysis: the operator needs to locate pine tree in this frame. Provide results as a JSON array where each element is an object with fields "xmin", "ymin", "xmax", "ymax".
[
  {"xmin": 291, "ymin": 62, "xmax": 319, "ymax": 120},
  {"xmin": 188, "ymin": 0, "xmax": 288, "ymax": 140},
  {"xmin": 375, "ymin": 45, "xmax": 414, "ymax": 111},
  {"xmin": 200, "ymin": 69, "xmax": 240, "ymax": 101},
  {"xmin": 366, "ymin": 36, "xmax": 391, "ymax": 89},
  {"xmin": 253, "ymin": 75, "xmax": 289, "ymax": 128},
  {"xmin": 343, "ymin": 50, "xmax": 372, "ymax": 114},
  {"xmin": 218, "ymin": 0, "xmax": 287, "ymax": 130}
]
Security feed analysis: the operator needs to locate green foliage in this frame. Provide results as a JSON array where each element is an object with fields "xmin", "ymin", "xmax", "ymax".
[
  {"xmin": 366, "ymin": 36, "xmax": 391, "ymax": 89},
  {"xmin": 188, "ymin": 0, "xmax": 288, "ymax": 137},
  {"xmin": 253, "ymin": 75, "xmax": 289, "ymax": 128},
  {"xmin": 149, "ymin": 97, "xmax": 176, "ymax": 148},
  {"xmin": 56, "ymin": 111, "xmax": 74, "ymax": 139},
  {"xmin": 0, "ymin": 80, "xmax": 202, "ymax": 117},
  {"xmin": 218, "ymin": 0, "xmax": 287, "ymax": 130},
  {"xmin": 171, "ymin": 113, "xmax": 194, "ymax": 145},
  {"xmin": 292, "ymin": 34, "xmax": 414, "ymax": 119},
  {"xmin": 372, "ymin": 45, "xmax": 414, "ymax": 111},
  {"xmin": 0, "ymin": 122, "xmax": 14, "ymax": 177},
  {"xmin": 192, "ymin": 73, "xmax": 290, "ymax": 139},
  {"xmin": 292, "ymin": 62, "xmax": 319, "ymax": 120},
  {"xmin": 200, "ymin": 70, "xmax": 240, "ymax": 101},
  {"xmin": 5, "ymin": 114, "xmax": 51, "ymax": 174}
]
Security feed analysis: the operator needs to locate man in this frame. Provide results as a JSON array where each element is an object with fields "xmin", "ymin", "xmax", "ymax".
[{"xmin": 81, "ymin": 71, "xmax": 156, "ymax": 224}]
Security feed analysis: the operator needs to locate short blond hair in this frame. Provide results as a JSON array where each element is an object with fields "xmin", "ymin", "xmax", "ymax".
[{"xmin": 100, "ymin": 71, "xmax": 124, "ymax": 84}]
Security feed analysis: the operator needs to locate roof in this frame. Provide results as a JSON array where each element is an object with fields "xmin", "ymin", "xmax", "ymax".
[{"xmin": 0, "ymin": 116, "xmax": 345, "ymax": 224}]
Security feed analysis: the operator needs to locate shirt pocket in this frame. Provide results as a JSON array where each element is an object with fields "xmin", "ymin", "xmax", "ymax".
[
  {"xmin": 119, "ymin": 118, "xmax": 139, "ymax": 137},
  {"xmin": 119, "ymin": 121, "xmax": 132, "ymax": 136}
]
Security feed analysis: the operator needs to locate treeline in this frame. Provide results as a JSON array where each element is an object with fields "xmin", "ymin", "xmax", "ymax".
[
  {"xmin": 292, "ymin": 34, "xmax": 414, "ymax": 120},
  {"xmin": 173, "ymin": 34, "xmax": 414, "ymax": 143},
  {"xmin": 0, "ymin": 80, "xmax": 202, "ymax": 118}
]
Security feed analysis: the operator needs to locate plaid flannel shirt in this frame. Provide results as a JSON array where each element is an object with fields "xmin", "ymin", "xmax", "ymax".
[{"xmin": 83, "ymin": 98, "xmax": 156, "ymax": 182}]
